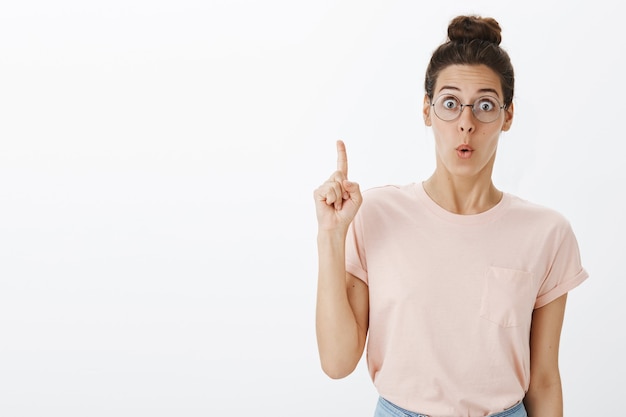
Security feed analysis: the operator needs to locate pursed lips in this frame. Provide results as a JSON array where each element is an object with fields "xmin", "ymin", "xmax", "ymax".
[{"xmin": 456, "ymin": 144, "xmax": 474, "ymax": 159}]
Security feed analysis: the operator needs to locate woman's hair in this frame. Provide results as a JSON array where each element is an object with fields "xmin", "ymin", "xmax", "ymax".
[{"xmin": 424, "ymin": 15, "xmax": 514, "ymax": 107}]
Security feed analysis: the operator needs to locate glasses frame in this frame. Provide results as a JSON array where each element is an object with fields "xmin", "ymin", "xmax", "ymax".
[{"xmin": 431, "ymin": 94, "xmax": 506, "ymax": 123}]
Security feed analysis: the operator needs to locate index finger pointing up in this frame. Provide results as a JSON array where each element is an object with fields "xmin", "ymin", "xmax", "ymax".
[{"xmin": 336, "ymin": 140, "xmax": 348, "ymax": 177}]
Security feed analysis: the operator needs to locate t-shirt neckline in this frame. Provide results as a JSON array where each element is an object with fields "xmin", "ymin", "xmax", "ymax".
[{"xmin": 412, "ymin": 182, "xmax": 510, "ymax": 225}]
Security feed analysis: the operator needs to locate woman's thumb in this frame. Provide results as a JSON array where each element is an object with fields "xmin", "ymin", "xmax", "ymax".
[{"xmin": 343, "ymin": 180, "xmax": 361, "ymax": 199}]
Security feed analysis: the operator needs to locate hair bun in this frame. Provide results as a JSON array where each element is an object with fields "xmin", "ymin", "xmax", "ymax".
[{"xmin": 447, "ymin": 15, "xmax": 502, "ymax": 45}]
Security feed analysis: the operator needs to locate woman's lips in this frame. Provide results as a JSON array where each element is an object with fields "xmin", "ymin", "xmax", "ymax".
[{"xmin": 456, "ymin": 145, "xmax": 474, "ymax": 159}]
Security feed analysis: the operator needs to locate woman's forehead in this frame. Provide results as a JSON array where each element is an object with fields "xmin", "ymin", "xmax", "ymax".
[{"xmin": 434, "ymin": 64, "xmax": 503, "ymax": 98}]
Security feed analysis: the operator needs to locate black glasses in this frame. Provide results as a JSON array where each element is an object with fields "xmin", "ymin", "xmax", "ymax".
[{"xmin": 432, "ymin": 94, "xmax": 505, "ymax": 123}]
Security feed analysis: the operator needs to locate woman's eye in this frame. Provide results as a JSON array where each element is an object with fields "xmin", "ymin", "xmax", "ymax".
[
  {"xmin": 477, "ymin": 99, "xmax": 496, "ymax": 111},
  {"xmin": 443, "ymin": 99, "xmax": 458, "ymax": 109}
]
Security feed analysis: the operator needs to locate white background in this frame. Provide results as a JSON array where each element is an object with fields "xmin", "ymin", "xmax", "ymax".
[{"xmin": 0, "ymin": 1, "xmax": 623, "ymax": 416}]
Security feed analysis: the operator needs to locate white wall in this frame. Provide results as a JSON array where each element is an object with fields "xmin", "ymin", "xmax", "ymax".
[{"xmin": 0, "ymin": 1, "xmax": 622, "ymax": 416}]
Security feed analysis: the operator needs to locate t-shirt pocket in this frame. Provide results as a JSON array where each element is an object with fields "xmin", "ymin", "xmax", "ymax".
[{"xmin": 480, "ymin": 266, "xmax": 534, "ymax": 328}]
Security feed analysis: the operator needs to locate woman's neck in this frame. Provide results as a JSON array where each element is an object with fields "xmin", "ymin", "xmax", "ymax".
[{"xmin": 422, "ymin": 173, "xmax": 502, "ymax": 215}]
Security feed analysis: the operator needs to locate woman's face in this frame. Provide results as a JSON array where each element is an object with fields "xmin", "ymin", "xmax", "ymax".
[{"xmin": 423, "ymin": 64, "xmax": 514, "ymax": 180}]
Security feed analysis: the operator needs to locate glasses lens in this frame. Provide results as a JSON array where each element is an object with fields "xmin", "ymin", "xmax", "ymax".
[
  {"xmin": 433, "ymin": 95, "xmax": 460, "ymax": 121},
  {"xmin": 473, "ymin": 96, "xmax": 502, "ymax": 123}
]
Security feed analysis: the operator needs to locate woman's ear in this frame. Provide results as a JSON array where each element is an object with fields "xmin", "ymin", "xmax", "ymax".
[
  {"xmin": 502, "ymin": 102, "xmax": 514, "ymax": 132},
  {"xmin": 423, "ymin": 95, "xmax": 432, "ymax": 126}
]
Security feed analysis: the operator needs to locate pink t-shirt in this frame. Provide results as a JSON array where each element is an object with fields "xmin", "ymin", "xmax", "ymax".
[{"xmin": 345, "ymin": 183, "xmax": 588, "ymax": 417}]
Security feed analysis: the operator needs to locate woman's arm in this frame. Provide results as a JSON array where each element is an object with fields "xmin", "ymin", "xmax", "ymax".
[
  {"xmin": 315, "ymin": 240, "xmax": 369, "ymax": 378},
  {"xmin": 523, "ymin": 293, "xmax": 568, "ymax": 417},
  {"xmin": 314, "ymin": 140, "xmax": 368, "ymax": 379}
]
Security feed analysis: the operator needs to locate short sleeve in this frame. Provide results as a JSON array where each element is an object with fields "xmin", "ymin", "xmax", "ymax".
[
  {"xmin": 535, "ymin": 222, "xmax": 588, "ymax": 308},
  {"xmin": 345, "ymin": 210, "xmax": 369, "ymax": 285}
]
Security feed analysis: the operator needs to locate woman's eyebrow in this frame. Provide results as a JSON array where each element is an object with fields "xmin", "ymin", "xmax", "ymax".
[
  {"xmin": 477, "ymin": 88, "xmax": 500, "ymax": 97},
  {"xmin": 437, "ymin": 85, "xmax": 460, "ymax": 93}
]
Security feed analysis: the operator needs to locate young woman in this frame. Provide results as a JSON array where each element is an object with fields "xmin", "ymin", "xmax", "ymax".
[{"xmin": 314, "ymin": 15, "xmax": 588, "ymax": 417}]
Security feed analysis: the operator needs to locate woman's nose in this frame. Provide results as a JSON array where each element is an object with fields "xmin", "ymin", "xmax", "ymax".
[{"xmin": 458, "ymin": 105, "xmax": 475, "ymax": 132}]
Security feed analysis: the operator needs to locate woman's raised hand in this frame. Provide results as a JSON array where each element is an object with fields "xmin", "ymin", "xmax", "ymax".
[{"xmin": 314, "ymin": 140, "xmax": 362, "ymax": 232}]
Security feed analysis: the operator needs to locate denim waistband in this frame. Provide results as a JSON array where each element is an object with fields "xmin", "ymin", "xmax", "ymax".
[{"xmin": 374, "ymin": 397, "xmax": 527, "ymax": 417}]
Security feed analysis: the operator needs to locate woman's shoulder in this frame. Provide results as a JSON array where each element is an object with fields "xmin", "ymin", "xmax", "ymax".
[
  {"xmin": 362, "ymin": 182, "xmax": 416, "ymax": 196},
  {"xmin": 361, "ymin": 183, "xmax": 417, "ymax": 205},
  {"xmin": 354, "ymin": 183, "xmax": 422, "ymax": 223},
  {"xmin": 505, "ymin": 193, "xmax": 573, "ymax": 229}
]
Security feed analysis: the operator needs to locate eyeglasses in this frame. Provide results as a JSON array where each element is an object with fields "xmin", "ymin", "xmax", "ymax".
[{"xmin": 431, "ymin": 94, "xmax": 505, "ymax": 123}]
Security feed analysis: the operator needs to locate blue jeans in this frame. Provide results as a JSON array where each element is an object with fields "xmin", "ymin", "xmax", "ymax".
[{"xmin": 374, "ymin": 397, "xmax": 527, "ymax": 417}]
